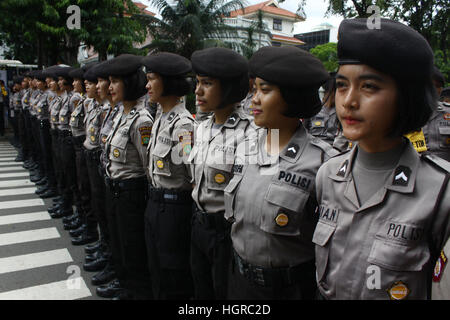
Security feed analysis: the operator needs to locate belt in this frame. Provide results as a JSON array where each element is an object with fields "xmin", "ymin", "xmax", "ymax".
[
  {"xmin": 148, "ymin": 185, "xmax": 192, "ymax": 203},
  {"xmin": 72, "ymin": 135, "xmax": 85, "ymax": 145},
  {"xmin": 193, "ymin": 206, "xmax": 229, "ymax": 231},
  {"xmin": 58, "ymin": 130, "xmax": 72, "ymax": 137},
  {"xmin": 233, "ymin": 249, "xmax": 315, "ymax": 287},
  {"xmin": 84, "ymin": 148, "xmax": 101, "ymax": 161},
  {"xmin": 104, "ymin": 176, "xmax": 147, "ymax": 194}
]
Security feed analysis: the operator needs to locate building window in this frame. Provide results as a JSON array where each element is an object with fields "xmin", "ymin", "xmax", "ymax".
[{"xmin": 273, "ymin": 18, "xmax": 282, "ymax": 31}]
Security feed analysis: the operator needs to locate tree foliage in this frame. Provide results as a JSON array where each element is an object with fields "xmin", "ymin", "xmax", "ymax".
[
  {"xmin": 310, "ymin": 42, "xmax": 338, "ymax": 72},
  {"xmin": 144, "ymin": 0, "xmax": 247, "ymax": 58},
  {"xmin": 324, "ymin": 0, "xmax": 449, "ymax": 82},
  {"xmin": 0, "ymin": 0, "xmax": 148, "ymax": 66}
]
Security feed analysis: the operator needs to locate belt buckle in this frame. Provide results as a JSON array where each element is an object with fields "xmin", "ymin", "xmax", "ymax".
[{"xmin": 163, "ymin": 193, "xmax": 177, "ymax": 201}]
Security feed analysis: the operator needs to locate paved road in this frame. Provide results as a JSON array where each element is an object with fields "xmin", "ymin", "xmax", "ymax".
[{"xmin": 0, "ymin": 138, "xmax": 102, "ymax": 300}]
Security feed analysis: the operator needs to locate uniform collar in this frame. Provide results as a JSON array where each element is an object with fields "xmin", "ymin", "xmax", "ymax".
[
  {"xmin": 330, "ymin": 139, "xmax": 419, "ymax": 194},
  {"xmin": 257, "ymin": 124, "xmax": 308, "ymax": 166}
]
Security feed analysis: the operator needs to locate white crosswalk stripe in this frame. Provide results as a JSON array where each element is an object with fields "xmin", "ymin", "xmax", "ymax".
[{"xmin": 0, "ymin": 140, "xmax": 93, "ymax": 300}]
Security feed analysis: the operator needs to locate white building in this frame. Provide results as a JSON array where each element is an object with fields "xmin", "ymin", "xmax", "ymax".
[{"xmin": 227, "ymin": 0, "xmax": 305, "ymax": 47}]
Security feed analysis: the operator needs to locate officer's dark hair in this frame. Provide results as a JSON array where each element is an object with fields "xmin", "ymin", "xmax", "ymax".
[
  {"xmin": 432, "ymin": 66, "xmax": 445, "ymax": 88},
  {"xmin": 218, "ymin": 74, "xmax": 249, "ymax": 109},
  {"xmin": 161, "ymin": 75, "xmax": 191, "ymax": 97},
  {"xmin": 278, "ymin": 85, "xmax": 323, "ymax": 119},
  {"xmin": 391, "ymin": 75, "xmax": 437, "ymax": 136},
  {"xmin": 121, "ymin": 69, "xmax": 147, "ymax": 101}
]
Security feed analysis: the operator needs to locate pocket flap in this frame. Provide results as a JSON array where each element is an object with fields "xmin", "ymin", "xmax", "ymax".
[
  {"xmin": 367, "ymin": 238, "xmax": 429, "ymax": 272},
  {"xmin": 312, "ymin": 220, "xmax": 336, "ymax": 247},
  {"xmin": 224, "ymin": 174, "xmax": 243, "ymax": 194},
  {"xmin": 265, "ymin": 183, "xmax": 309, "ymax": 213},
  {"xmin": 438, "ymin": 126, "xmax": 450, "ymax": 135},
  {"xmin": 153, "ymin": 140, "xmax": 172, "ymax": 158}
]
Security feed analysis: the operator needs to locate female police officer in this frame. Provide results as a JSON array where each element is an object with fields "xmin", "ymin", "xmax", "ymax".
[
  {"xmin": 188, "ymin": 47, "xmax": 256, "ymax": 299},
  {"xmin": 97, "ymin": 54, "xmax": 153, "ymax": 300},
  {"xmin": 313, "ymin": 18, "xmax": 450, "ymax": 300},
  {"xmin": 141, "ymin": 52, "xmax": 196, "ymax": 299},
  {"xmin": 224, "ymin": 46, "xmax": 336, "ymax": 300}
]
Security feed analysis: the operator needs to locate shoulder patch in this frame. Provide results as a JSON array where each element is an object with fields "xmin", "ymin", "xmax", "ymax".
[{"xmin": 139, "ymin": 126, "xmax": 152, "ymax": 146}]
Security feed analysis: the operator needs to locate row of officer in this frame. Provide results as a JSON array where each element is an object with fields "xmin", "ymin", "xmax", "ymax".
[{"xmin": 12, "ymin": 19, "xmax": 449, "ymax": 299}]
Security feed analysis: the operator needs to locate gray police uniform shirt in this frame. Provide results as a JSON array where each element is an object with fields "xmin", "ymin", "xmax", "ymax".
[
  {"xmin": 188, "ymin": 106, "xmax": 257, "ymax": 214},
  {"xmin": 239, "ymin": 92, "xmax": 254, "ymax": 118},
  {"xmin": 105, "ymin": 98, "xmax": 154, "ymax": 180},
  {"xmin": 13, "ymin": 91, "xmax": 21, "ymax": 112},
  {"xmin": 29, "ymin": 89, "xmax": 40, "ymax": 117},
  {"xmin": 432, "ymin": 237, "xmax": 450, "ymax": 300},
  {"xmin": 422, "ymin": 102, "xmax": 450, "ymax": 162},
  {"xmin": 332, "ymin": 130, "xmax": 354, "ymax": 152},
  {"xmin": 35, "ymin": 89, "xmax": 50, "ymax": 121},
  {"xmin": 21, "ymin": 88, "xmax": 31, "ymax": 111},
  {"xmin": 148, "ymin": 100, "xmax": 196, "ymax": 191},
  {"xmin": 225, "ymin": 124, "xmax": 338, "ymax": 267},
  {"xmin": 313, "ymin": 140, "xmax": 450, "ymax": 300},
  {"xmin": 58, "ymin": 91, "xmax": 76, "ymax": 131},
  {"xmin": 50, "ymin": 92, "xmax": 65, "ymax": 130},
  {"xmin": 49, "ymin": 93, "xmax": 62, "ymax": 130},
  {"xmin": 100, "ymin": 101, "xmax": 123, "ymax": 170},
  {"xmin": 304, "ymin": 106, "xmax": 339, "ymax": 146},
  {"xmin": 69, "ymin": 94, "xmax": 87, "ymax": 137},
  {"xmin": 83, "ymin": 99, "xmax": 103, "ymax": 151}
]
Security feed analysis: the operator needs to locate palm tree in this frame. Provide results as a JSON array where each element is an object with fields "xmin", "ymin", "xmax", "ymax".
[{"xmin": 145, "ymin": 0, "xmax": 247, "ymax": 58}]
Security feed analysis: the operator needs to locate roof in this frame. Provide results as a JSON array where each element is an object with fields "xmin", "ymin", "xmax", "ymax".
[
  {"xmin": 229, "ymin": 1, "xmax": 303, "ymax": 21},
  {"xmin": 272, "ymin": 34, "xmax": 305, "ymax": 45},
  {"xmin": 131, "ymin": 1, "xmax": 156, "ymax": 16}
]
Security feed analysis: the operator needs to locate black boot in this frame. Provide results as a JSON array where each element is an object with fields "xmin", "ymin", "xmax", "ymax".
[
  {"xmin": 71, "ymin": 227, "xmax": 99, "ymax": 246},
  {"xmin": 96, "ymin": 279, "xmax": 124, "ymax": 298},
  {"xmin": 91, "ymin": 262, "xmax": 116, "ymax": 286}
]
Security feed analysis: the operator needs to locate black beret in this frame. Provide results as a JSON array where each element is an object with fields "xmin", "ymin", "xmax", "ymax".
[
  {"xmin": 337, "ymin": 18, "xmax": 434, "ymax": 79},
  {"xmin": 69, "ymin": 68, "xmax": 84, "ymax": 80},
  {"xmin": 191, "ymin": 47, "xmax": 248, "ymax": 79},
  {"xmin": 54, "ymin": 66, "xmax": 76, "ymax": 81},
  {"xmin": 249, "ymin": 46, "xmax": 329, "ymax": 88},
  {"xmin": 34, "ymin": 70, "xmax": 47, "ymax": 81},
  {"xmin": 142, "ymin": 52, "xmax": 191, "ymax": 76},
  {"xmin": 82, "ymin": 63, "xmax": 99, "ymax": 82},
  {"xmin": 42, "ymin": 65, "xmax": 62, "ymax": 80},
  {"xmin": 94, "ymin": 54, "xmax": 143, "ymax": 78}
]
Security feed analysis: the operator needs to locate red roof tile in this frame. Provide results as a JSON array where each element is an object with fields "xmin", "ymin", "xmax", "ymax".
[{"xmin": 229, "ymin": 1, "xmax": 302, "ymax": 20}]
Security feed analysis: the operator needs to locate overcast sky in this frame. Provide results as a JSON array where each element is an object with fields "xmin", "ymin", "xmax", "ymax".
[{"xmin": 139, "ymin": 0, "xmax": 344, "ymax": 33}]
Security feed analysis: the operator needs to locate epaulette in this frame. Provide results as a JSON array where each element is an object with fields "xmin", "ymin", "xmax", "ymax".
[
  {"xmin": 422, "ymin": 153, "xmax": 450, "ymax": 173},
  {"xmin": 310, "ymin": 137, "xmax": 340, "ymax": 158}
]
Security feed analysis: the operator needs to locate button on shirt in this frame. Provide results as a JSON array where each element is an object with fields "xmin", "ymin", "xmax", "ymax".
[
  {"xmin": 70, "ymin": 94, "xmax": 87, "ymax": 137},
  {"xmin": 225, "ymin": 124, "xmax": 338, "ymax": 267},
  {"xmin": 313, "ymin": 140, "xmax": 450, "ymax": 300},
  {"xmin": 304, "ymin": 106, "xmax": 339, "ymax": 146},
  {"xmin": 83, "ymin": 99, "xmax": 103, "ymax": 150},
  {"xmin": 189, "ymin": 107, "xmax": 257, "ymax": 214},
  {"xmin": 57, "ymin": 91, "xmax": 75, "ymax": 131},
  {"xmin": 105, "ymin": 98, "xmax": 154, "ymax": 180},
  {"xmin": 148, "ymin": 101, "xmax": 196, "ymax": 190}
]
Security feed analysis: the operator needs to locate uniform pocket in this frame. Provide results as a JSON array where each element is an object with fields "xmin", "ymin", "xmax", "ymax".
[
  {"xmin": 109, "ymin": 136, "xmax": 128, "ymax": 164},
  {"xmin": 367, "ymin": 238, "xmax": 430, "ymax": 272},
  {"xmin": 259, "ymin": 183, "xmax": 310, "ymax": 236},
  {"xmin": 206, "ymin": 162, "xmax": 234, "ymax": 191},
  {"xmin": 438, "ymin": 126, "xmax": 450, "ymax": 149},
  {"xmin": 312, "ymin": 220, "xmax": 336, "ymax": 283},
  {"xmin": 152, "ymin": 141, "xmax": 172, "ymax": 177},
  {"xmin": 59, "ymin": 108, "xmax": 70, "ymax": 124},
  {"xmin": 224, "ymin": 174, "xmax": 243, "ymax": 220}
]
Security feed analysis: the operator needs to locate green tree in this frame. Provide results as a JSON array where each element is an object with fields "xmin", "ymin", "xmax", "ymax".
[
  {"xmin": 144, "ymin": 0, "xmax": 247, "ymax": 58},
  {"xmin": 310, "ymin": 42, "xmax": 338, "ymax": 72},
  {"xmin": 0, "ymin": 0, "xmax": 149, "ymax": 66}
]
